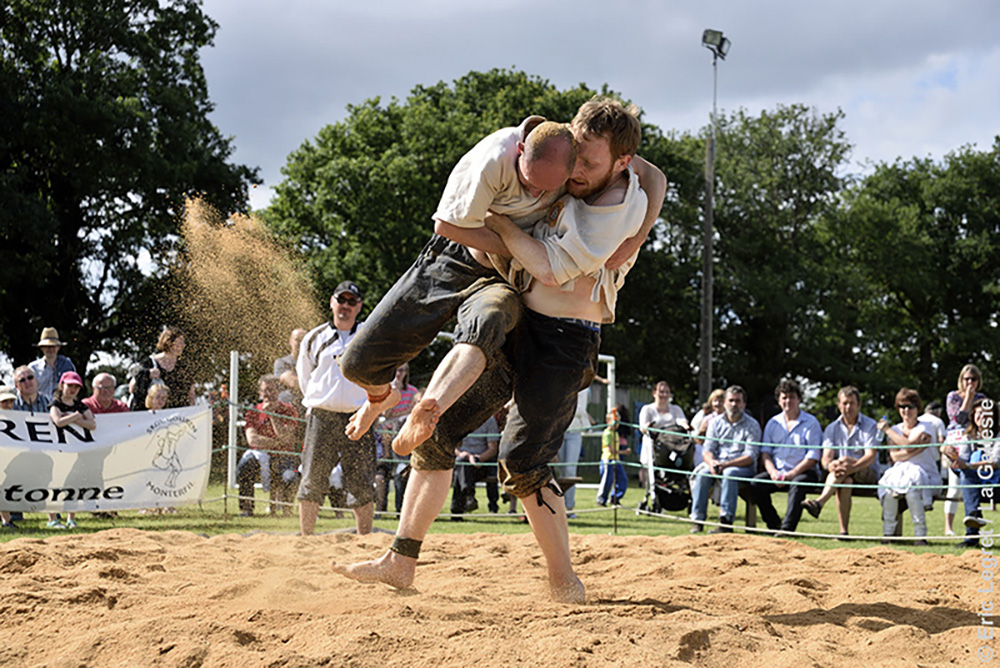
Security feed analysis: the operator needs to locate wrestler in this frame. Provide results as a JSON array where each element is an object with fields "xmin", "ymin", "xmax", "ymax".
[{"xmin": 333, "ymin": 98, "xmax": 661, "ymax": 603}]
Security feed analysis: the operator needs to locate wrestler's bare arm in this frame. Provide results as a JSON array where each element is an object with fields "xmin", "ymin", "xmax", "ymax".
[
  {"xmin": 434, "ymin": 219, "xmax": 510, "ymax": 256},
  {"xmin": 606, "ymin": 156, "xmax": 666, "ymax": 270},
  {"xmin": 484, "ymin": 212, "xmax": 557, "ymax": 286}
]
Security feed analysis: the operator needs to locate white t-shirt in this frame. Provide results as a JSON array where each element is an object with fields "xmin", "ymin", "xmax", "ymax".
[{"xmin": 639, "ymin": 402, "xmax": 688, "ymax": 466}]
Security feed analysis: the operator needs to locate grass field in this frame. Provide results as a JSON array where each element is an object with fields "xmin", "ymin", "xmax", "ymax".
[{"xmin": 0, "ymin": 476, "xmax": 981, "ymax": 557}]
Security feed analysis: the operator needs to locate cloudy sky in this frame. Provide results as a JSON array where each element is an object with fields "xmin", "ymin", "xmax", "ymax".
[{"xmin": 198, "ymin": 0, "xmax": 1000, "ymax": 211}]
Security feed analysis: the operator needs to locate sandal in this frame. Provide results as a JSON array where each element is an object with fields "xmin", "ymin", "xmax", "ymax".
[{"xmin": 802, "ymin": 500, "xmax": 821, "ymax": 519}]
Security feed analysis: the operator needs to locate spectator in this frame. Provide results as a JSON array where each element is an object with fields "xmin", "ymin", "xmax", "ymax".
[
  {"xmin": 690, "ymin": 386, "xmax": 761, "ymax": 534},
  {"xmin": 877, "ymin": 388, "xmax": 937, "ymax": 546},
  {"xmin": 801, "ymin": 386, "xmax": 881, "ymax": 538},
  {"xmin": 450, "ymin": 414, "xmax": 500, "ymax": 519},
  {"xmin": 942, "ymin": 397, "xmax": 999, "ymax": 547},
  {"xmin": 376, "ymin": 364, "xmax": 420, "ymax": 514},
  {"xmin": 145, "ymin": 383, "xmax": 170, "ymax": 411},
  {"xmin": 82, "ymin": 373, "xmax": 129, "ymax": 414},
  {"xmin": 558, "ymin": 388, "xmax": 591, "ymax": 517},
  {"xmin": 274, "ymin": 328, "xmax": 307, "ymax": 413},
  {"xmin": 129, "ymin": 326, "xmax": 196, "ymax": 410},
  {"xmin": 29, "ymin": 327, "xmax": 76, "ymax": 399},
  {"xmin": 238, "ymin": 375, "xmax": 300, "ymax": 517},
  {"xmin": 0, "ymin": 386, "xmax": 15, "ymax": 528},
  {"xmin": 690, "ymin": 388, "xmax": 725, "ymax": 468},
  {"xmin": 13, "ymin": 365, "xmax": 50, "ymax": 413},
  {"xmin": 48, "ymin": 371, "xmax": 96, "ymax": 529},
  {"xmin": 750, "ymin": 379, "xmax": 822, "ymax": 534},
  {"xmin": 295, "ymin": 281, "xmax": 377, "ymax": 536},
  {"xmin": 597, "ymin": 409, "xmax": 631, "ymax": 506},
  {"xmin": 0, "ymin": 385, "xmax": 15, "ymax": 410},
  {"xmin": 943, "ymin": 364, "xmax": 985, "ymax": 536},
  {"xmin": 639, "ymin": 381, "xmax": 691, "ymax": 489}
]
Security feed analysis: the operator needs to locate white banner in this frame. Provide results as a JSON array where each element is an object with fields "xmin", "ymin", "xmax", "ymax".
[{"xmin": 0, "ymin": 406, "xmax": 211, "ymax": 512}]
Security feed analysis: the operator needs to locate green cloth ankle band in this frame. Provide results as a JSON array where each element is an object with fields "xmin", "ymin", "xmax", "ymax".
[{"xmin": 389, "ymin": 537, "xmax": 422, "ymax": 559}]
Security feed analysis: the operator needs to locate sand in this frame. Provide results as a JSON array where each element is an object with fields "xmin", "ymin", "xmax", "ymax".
[{"xmin": 0, "ymin": 528, "xmax": 985, "ymax": 667}]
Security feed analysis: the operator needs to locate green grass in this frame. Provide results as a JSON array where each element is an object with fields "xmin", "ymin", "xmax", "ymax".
[{"xmin": 0, "ymin": 477, "xmax": 979, "ymax": 557}]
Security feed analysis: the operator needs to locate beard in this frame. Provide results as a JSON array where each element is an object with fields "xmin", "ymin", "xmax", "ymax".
[{"xmin": 567, "ymin": 164, "xmax": 617, "ymax": 200}]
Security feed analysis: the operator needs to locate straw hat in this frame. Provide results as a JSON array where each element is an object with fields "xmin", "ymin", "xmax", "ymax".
[{"xmin": 36, "ymin": 327, "xmax": 64, "ymax": 347}]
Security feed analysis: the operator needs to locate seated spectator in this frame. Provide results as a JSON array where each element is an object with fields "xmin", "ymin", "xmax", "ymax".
[
  {"xmin": 82, "ymin": 373, "xmax": 129, "ymax": 414},
  {"xmin": 690, "ymin": 388, "xmax": 726, "ymax": 468},
  {"xmin": 690, "ymin": 386, "xmax": 761, "ymax": 533},
  {"xmin": 0, "ymin": 386, "xmax": 15, "ymax": 410},
  {"xmin": 450, "ymin": 413, "xmax": 500, "ymax": 519},
  {"xmin": 877, "ymin": 388, "xmax": 937, "ymax": 546},
  {"xmin": 29, "ymin": 327, "xmax": 76, "ymax": 399},
  {"xmin": 801, "ymin": 386, "xmax": 880, "ymax": 538},
  {"xmin": 146, "ymin": 383, "xmax": 170, "ymax": 411},
  {"xmin": 13, "ymin": 365, "xmax": 50, "ymax": 413},
  {"xmin": 0, "ymin": 386, "xmax": 14, "ymax": 527},
  {"xmin": 942, "ymin": 397, "xmax": 999, "ymax": 547},
  {"xmin": 597, "ymin": 409, "xmax": 631, "ymax": 507},
  {"xmin": 750, "ymin": 379, "xmax": 822, "ymax": 534},
  {"xmin": 238, "ymin": 375, "xmax": 300, "ymax": 517},
  {"xmin": 48, "ymin": 371, "xmax": 96, "ymax": 529}
]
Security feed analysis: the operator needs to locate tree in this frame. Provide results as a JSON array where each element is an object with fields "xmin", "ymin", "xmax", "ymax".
[
  {"xmin": 829, "ymin": 139, "xmax": 1000, "ymax": 406},
  {"xmin": 0, "ymin": 0, "xmax": 259, "ymax": 376},
  {"xmin": 706, "ymin": 104, "xmax": 853, "ymax": 404}
]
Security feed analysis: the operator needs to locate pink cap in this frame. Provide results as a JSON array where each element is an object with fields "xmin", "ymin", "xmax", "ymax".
[{"xmin": 59, "ymin": 371, "xmax": 83, "ymax": 386}]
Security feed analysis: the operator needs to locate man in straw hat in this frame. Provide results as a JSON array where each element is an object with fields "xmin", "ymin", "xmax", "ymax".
[{"xmin": 29, "ymin": 327, "xmax": 77, "ymax": 399}]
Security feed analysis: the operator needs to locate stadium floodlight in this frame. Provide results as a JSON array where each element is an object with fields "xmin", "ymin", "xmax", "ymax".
[{"xmin": 701, "ymin": 29, "xmax": 731, "ymax": 60}]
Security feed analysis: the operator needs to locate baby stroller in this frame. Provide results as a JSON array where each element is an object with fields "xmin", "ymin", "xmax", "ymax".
[{"xmin": 640, "ymin": 425, "xmax": 694, "ymax": 513}]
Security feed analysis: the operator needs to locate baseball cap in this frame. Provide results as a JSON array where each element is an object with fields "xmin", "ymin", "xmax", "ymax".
[
  {"xmin": 0, "ymin": 386, "xmax": 16, "ymax": 403},
  {"xmin": 59, "ymin": 371, "xmax": 84, "ymax": 386},
  {"xmin": 334, "ymin": 280, "xmax": 362, "ymax": 300}
]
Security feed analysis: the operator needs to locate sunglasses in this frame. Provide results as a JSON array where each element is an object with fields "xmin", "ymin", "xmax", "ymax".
[
  {"xmin": 897, "ymin": 404, "xmax": 916, "ymax": 410},
  {"xmin": 16, "ymin": 375, "xmax": 35, "ymax": 383},
  {"xmin": 335, "ymin": 294, "xmax": 360, "ymax": 306}
]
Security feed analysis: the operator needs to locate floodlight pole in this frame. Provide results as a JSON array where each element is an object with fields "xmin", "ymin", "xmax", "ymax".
[{"xmin": 699, "ymin": 39, "xmax": 723, "ymax": 403}]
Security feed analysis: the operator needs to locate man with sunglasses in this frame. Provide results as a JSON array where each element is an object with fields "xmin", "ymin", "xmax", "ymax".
[
  {"xmin": 294, "ymin": 281, "xmax": 378, "ymax": 537},
  {"xmin": 13, "ymin": 365, "xmax": 50, "ymax": 413}
]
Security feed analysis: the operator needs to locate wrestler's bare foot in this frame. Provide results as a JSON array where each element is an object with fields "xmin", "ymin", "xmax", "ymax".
[
  {"xmin": 345, "ymin": 387, "xmax": 401, "ymax": 440},
  {"xmin": 549, "ymin": 574, "xmax": 586, "ymax": 604},
  {"xmin": 331, "ymin": 550, "xmax": 416, "ymax": 590},
  {"xmin": 391, "ymin": 398, "xmax": 440, "ymax": 456}
]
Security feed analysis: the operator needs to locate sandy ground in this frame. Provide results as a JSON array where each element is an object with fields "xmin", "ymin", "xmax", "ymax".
[{"xmin": 0, "ymin": 528, "xmax": 985, "ymax": 667}]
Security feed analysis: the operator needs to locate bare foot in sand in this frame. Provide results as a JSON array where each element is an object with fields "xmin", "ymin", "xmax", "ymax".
[
  {"xmin": 345, "ymin": 386, "xmax": 401, "ymax": 440},
  {"xmin": 549, "ymin": 574, "xmax": 586, "ymax": 604},
  {"xmin": 331, "ymin": 550, "xmax": 416, "ymax": 590},
  {"xmin": 392, "ymin": 397, "xmax": 440, "ymax": 456}
]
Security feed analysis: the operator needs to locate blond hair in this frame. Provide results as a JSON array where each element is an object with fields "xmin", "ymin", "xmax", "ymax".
[{"xmin": 523, "ymin": 121, "xmax": 577, "ymax": 172}]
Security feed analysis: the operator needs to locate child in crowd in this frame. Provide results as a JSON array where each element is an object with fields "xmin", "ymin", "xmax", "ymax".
[
  {"xmin": 48, "ymin": 371, "xmax": 97, "ymax": 529},
  {"xmin": 597, "ymin": 409, "xmax": 631, "ymax": 506},
  {"xmin": 146, "ymin": 383, "xmax": 170, "ymax": 410}
]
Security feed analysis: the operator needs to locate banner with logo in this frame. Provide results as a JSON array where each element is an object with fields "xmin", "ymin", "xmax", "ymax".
[{"xmin": 0, "ymin": 406, "xmax": 211, "ymax": 512}]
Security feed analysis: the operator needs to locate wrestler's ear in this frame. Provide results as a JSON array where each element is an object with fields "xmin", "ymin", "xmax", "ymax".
[
  {"xmin": 516, "ymin": 141, "xmax": 525, "ymax": 156},
  {"xmin": 613, "ymin": 153, "xmax": 632, "ymax": 174}
]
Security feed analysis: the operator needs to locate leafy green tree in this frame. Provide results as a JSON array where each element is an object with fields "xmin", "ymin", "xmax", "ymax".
[
  {"xmin": 0, "ymin": 0, "xmax": 258, "ymax": 375},
  {"xmin": 830, "ymin": 139, "xmax": 1000, "ymax": 406},
  {"xmin": 706, "ymin": 104, "xmax": 853, "ymax": 403}
]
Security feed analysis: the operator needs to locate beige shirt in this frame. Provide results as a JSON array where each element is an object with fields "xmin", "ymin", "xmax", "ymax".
[
  {"xmin": 432, "ymin": 116, "xmax": 565, "ymax": 231},
  {"xmin": 497, "ymin": 167, "xmax": 647, "ymax": 323}
]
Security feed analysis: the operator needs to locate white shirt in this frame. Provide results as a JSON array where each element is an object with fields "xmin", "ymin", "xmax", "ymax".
[
  {"xmin": 296, "ymin": 322, "xmax": 367, "ymax": 414},
  {"xmin": 639, "ymin": 402, "xmax": 688, "ymax": 466}
]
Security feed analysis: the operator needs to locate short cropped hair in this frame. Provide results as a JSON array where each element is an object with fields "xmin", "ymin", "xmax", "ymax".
[
  {"xmin": 837, "ymin": 386, "xmax": 860, "ymax": 403},
  {"xmin": 774, "ymin": 378, "xmax": 802, "ymax": 401},
  {"xmin": 725, "ymin": 385, "xmax": 747, "ymax": 402},
  {"xmin": 523, "ymin": 121, "xmax": 577, "ymax": 172},
  {"xmin": 570, "ymin": 96, "xmax": 642, "ymax": 162}
]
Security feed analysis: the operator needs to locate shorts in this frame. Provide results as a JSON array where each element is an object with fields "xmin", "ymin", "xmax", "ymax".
[
  {"xmin": 411, "ymin": 309, "xmax": 599, "ymax": 499},
  {"xmin": 296, "ymin": 408, "xmax": 376, "ymax": 507},
  {"xmin": 339, "ymin": 234, "xmax": 521, "ymax": 388}
]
